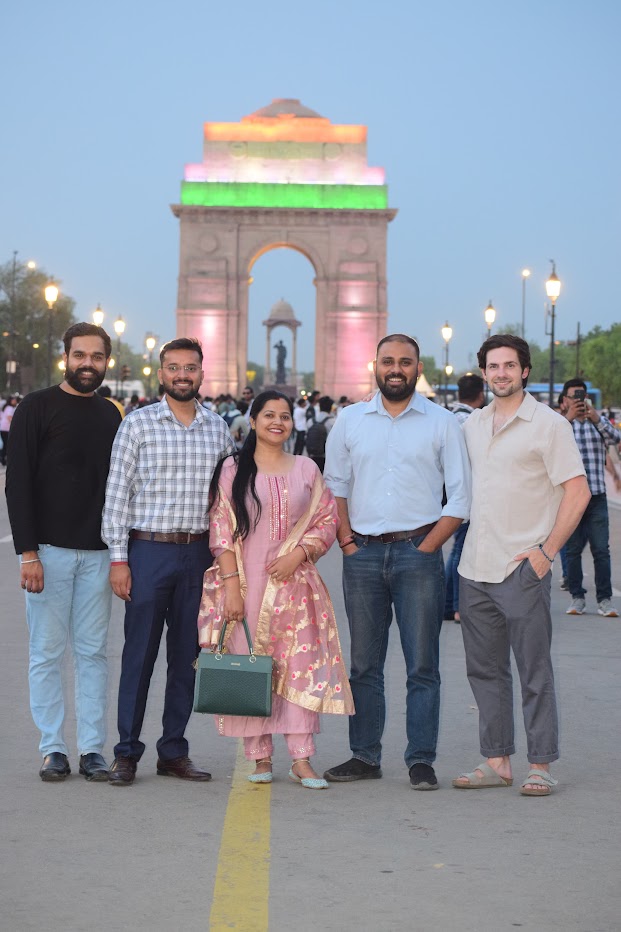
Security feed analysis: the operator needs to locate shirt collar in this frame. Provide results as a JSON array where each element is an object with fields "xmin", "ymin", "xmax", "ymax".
[
  {"xmin": 364, "ymin": 390, "xmax": 426, "ymax": 418},
  {"xmin": 480, "ymin": 390, "xmax": 537, "ymax": 423},
  {"xmin": 156, "ymin": 395, "xmax": 206, "ymax": 423}
]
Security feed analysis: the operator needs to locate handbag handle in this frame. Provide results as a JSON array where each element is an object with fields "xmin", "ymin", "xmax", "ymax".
[{"xmin": 216, "ymin": 618, "xmax": 257, "ymax": 661}]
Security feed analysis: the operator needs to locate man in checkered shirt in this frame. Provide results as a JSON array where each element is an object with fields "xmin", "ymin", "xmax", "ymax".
[
  {"xmin": 102, "ymin": 338, "xmax": 234, "ymax": 785},
  {"xmin": 560, "ymin": 378, "xmax": 621, "ymax": 617}
]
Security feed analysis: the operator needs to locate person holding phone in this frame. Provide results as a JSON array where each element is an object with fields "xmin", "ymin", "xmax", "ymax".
[{"xmin": 560, "ymin": 379, "xmax": 621, "ymax": 617}]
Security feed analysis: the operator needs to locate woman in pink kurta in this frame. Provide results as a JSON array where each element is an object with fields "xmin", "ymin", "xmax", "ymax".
[{"xmin": 198, "ymin": 391, "xmax": 353, "ymax": 788}]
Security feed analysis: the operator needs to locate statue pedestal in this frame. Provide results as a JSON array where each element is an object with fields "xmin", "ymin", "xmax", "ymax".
[{"xmin": 261, "ymin": 383, "xmax": 299, "ymax": 399}]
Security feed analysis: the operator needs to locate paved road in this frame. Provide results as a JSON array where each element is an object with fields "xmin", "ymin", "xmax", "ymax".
[{"xmin": 1, "ymin": 474, "xmax": 620, "ymax": 932}]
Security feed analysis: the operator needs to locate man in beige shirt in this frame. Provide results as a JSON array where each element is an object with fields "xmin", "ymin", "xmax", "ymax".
[{"xmin": 454, "ymin": 335, "xmax": 590, "ymax": 797}]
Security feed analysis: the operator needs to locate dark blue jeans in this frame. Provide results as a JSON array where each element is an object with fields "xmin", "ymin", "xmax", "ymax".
[
  {"xmin": 444, "ymin": 521, "xmax": 469, "ymax": 615},
  {"xmin": 565, "ymin": 493, "xmax": 611, "ymax": 602},
  {"xmin": 115, "ymin": 538, "xmax": 212, "ymax": 761},
  {"xmin": 342, "ymin": 534, "xmax": 445, "ymax": 768}
]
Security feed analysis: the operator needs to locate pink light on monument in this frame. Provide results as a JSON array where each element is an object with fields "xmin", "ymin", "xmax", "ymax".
[
  {"xmin": 338, "ymin": 281, "xmax": 376, "ymax": 308},
  {"xmin": 339, "ymin": 313, "xmax": 376, "ymax": 381}
]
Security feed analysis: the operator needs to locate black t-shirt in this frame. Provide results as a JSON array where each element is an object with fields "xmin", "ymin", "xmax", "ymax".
[{"xmin": 6, "ymin": 385, "xmax": 122, "ymax": 553}]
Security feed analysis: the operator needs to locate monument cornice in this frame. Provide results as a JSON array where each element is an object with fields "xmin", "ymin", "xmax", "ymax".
[{"xmin": 171, "ymin": 204, "xmax": 398, "ymax": 224}]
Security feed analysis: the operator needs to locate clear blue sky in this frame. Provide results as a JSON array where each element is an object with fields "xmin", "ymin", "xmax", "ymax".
[{"xmin": 2, "ymin": 0, "xmax": 619, "ymax": 377}]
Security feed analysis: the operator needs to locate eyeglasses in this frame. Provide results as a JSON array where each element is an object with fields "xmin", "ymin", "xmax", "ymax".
[{"xmin": 163, "ymin": 364, "xmax": 200, "ymax": 374}]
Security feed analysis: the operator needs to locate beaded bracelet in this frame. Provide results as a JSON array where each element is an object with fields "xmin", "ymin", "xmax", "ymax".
[
  {"xmin": 221, "ymin": 571, "xmax": 240, "ymax": 580},
  {"xmin": 538, "ymin": 544, "xmax": 554, "ymax": 563}
]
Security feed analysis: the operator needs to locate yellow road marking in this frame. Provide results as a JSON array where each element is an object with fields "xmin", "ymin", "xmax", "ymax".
[{"xmin": 210, "ymin": 741, "xmax": 271, "ymax": 931}]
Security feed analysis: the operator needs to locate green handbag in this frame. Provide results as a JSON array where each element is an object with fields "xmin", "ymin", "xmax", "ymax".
[{"xmin": 193, "ymin": 618, "xmax": 274, "ymax": 717}]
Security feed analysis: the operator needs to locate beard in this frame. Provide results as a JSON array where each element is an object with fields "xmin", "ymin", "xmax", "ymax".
[
  {"xmin": 376, "ymin": 372, "xmax": 417, "ymax": 402},
  {"xmin": 64, "ymin": 365, "xmax": 106, "ymax": 394},
  {"xmin": 489, "ymin": 380, "xmax": 522, "ymax": 398},
  {"xmin": 164, "ymin": 378, "xmax": 200, "ymax": 402}
]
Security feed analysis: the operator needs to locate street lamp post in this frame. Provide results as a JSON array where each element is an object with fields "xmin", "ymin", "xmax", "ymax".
[
  {"xmin": 44, "ymin": 280, "xmax": 59, "ymax": 386},
  {"xmin": 546, "ymin": 261, "xmax": 561, "ymax": 408},
  {"xmin": 441, "ymin": 321, "xmax": 453, "ymax": 408},
  {"xmin": 6, "ymin": 251, "xmax": 18, "ymax": 392},
  {"xmin": 145, "ymin": 334, "xmax": 157, "ymax": 398},
  {"xmin": 92, "ymin": 304, "xmax": 104, "ymax": 327},
  {"xmin": 445, "ymin": 364, "xmax": 454, "ymax": 407},
  {"xmin": 113, "ymin": 316, "xmax": 126, "ymax": 397},
  {"xmin": 484, "ymin": 300, "xmax": 496, "ymax": 337},
  {"xmin": 483, "ymin": 301, "xmax": 496, "ymax": 403},
  {"xmin": 521, "ymin": 269, "xmax": 531, "ymax": 338}
]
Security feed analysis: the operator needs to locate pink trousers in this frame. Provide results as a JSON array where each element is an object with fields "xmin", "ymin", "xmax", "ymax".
[{"xmin": 243, "ymin": 733, "xmax": 316, "ymax": 760}]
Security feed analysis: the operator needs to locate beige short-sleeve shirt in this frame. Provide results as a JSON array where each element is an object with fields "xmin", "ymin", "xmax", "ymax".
[{"xmin": 458, "ymin": 391, "xmax": 586, "ymax": 583}]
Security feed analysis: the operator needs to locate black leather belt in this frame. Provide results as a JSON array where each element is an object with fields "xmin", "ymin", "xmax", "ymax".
[
  {"xmin": 354, "ymin": 523, "xmax": 436, "ymax": 544},
  {"xmin": 130, "ymin": 530, "xmax": 208, "ymax": 544}
]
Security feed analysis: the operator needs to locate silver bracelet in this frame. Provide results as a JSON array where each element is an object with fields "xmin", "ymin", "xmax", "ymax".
[
  {"xmin": 221, "ymin": 570, "xmax": 240, "ymax": 580},
  {"xmin": 20, "ymin": 558, "xmax": 41, "ymax": 565}
]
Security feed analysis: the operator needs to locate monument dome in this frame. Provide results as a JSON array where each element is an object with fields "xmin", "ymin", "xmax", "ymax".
[
  {"xmin": 266, "ymin": 298, "xmax": 297, "ymax": 323},
  {"xmin": 246, "ymin": 99, "xmax": 324, "ymax": 120}
]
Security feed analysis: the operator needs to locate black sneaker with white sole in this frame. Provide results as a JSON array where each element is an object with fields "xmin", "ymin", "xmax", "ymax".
[{"xmin": 409, "ymin": 762, "xmax": 438, "ymax": 790}]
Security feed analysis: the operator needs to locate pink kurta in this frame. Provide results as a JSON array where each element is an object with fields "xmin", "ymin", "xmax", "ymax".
[{"xmin": 204, "ymin": 455, "xmax": 351, "ymax": 738}]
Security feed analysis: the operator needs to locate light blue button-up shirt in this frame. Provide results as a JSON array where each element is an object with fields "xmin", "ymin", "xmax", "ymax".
[{"xmin": 324, "ymin": 391, "xmax": 471, "ymax": 535}]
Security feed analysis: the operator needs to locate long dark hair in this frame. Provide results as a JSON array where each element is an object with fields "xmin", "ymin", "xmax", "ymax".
[{"xmin": 209, "ymin": 390, "xmax": 294, "ymax": 540}]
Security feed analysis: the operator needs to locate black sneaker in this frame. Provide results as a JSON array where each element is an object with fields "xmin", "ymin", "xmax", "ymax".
[
  {"xmin": 323, "ymin": 757, "xmax": 382, "ymax": 782},
  {"xmin": 409, "ymin": 763, "xmax": 438, "ymax": 790}
]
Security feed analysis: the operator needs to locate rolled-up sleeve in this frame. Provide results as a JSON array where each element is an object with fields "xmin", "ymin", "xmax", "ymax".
[
  {"xmin": 324, "ymin": 415, "xmax": 352, "ymax": 499},
  {"xmin": 441, "ymin": 414, "xmax": 472, "ymax": 520}
]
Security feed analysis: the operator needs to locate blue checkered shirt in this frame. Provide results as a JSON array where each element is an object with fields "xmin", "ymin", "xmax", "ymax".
[
  {"xmin": 450, "ymin": 402, "xmax": 476, "ymax": 426},
  {"xmin": 569, "ymin": 414, "xmax": 621, "ymax": 495},
  {"xmin": 102, "ymin": 397, "xmax": 234, "ymax": 561}
]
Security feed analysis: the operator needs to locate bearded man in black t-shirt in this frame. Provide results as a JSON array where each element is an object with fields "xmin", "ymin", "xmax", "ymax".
[{"xmin": 6, "ymin": 323, "xmax": 121, "ymax": 782}]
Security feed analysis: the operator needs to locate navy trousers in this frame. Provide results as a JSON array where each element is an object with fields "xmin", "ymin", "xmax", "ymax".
[{"xmin": 115, "ymin": 538, "xmax": 212, "ymax": 761}]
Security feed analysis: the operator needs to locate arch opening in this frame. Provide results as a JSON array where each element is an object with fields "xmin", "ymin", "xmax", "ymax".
[{"xmin": 248, "ymin": 245, "xmax": 316, "ymax": 392}]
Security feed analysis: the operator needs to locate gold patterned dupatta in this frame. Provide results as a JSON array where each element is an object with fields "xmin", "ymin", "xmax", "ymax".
[{"xmin": 197, "ymin": 472, "xmax": 354, "ymax": 716}]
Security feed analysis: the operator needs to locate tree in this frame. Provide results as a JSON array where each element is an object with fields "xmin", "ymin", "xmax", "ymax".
[
  {"xmin": 420, "ymin": 355, "xmax": 440, "ymax": 385},
  {"xmin": 0, "ymin": 257, "xmax": 75, "ymax": 394},
  {"xmin": 300, "ymin": 372, "xmax": 315, "ymax": 393},
  {"xmin": 579, "ymin": 324, "xmax": 621, "ymax": 405},
  {"xmin": 245, "ymin": 361, "xmax": 265, "ymax": 393}
]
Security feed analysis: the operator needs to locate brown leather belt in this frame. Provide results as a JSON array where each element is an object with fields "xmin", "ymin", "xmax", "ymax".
[
  {"xmin": 355, "ymin": 523, "xmax": 436, "ymax": 544},
  {"xmin": 129, "ymin": 530, "xmax": 209, "ymax": 544}
]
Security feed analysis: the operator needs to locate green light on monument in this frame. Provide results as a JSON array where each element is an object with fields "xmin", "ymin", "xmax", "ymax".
[{"xmin": 181, "ymin": 182, "xmax": 388, "ymax": 210}]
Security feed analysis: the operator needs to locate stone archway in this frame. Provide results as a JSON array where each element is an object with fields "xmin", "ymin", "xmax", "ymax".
[{"xmin": 171, "ymin": 99, "xmax": 397, "ymax": 399}]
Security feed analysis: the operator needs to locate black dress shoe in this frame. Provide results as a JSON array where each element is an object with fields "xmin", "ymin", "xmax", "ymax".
[
  {"xmin": 156, "ymin": 756, "xmax": 211, "ymax": 781},
  {"xmin": 39, "ymin": 752, "xmax": 71, "ymax": 782},
  {"xmin": 79, "ymin": 752, "xmax": 109, "ymax": 782},
  {"xmin": 108, "ymin": 756, "xmax": 137, "ymax": 786},
  {"xmin": 409, "ymin": 763, "xmax": 439, "ymax": 790},
  {"xmin": 323, "ymin": 757, "xmax": 382, "ymax": 782}
]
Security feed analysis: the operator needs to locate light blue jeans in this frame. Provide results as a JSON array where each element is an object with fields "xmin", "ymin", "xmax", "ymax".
[{"xmin": 25, "ymin": 545, "xmax": 111, "ymax": 757}]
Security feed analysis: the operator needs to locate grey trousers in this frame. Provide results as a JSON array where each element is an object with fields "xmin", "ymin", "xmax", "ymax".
[{"xmin": 459, "ymin": 560, "xmax": 559, "ymax": 764}]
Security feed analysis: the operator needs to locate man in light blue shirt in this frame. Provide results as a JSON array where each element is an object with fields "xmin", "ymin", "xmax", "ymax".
[{"xmin": 323, "ymin": 334, "xmax": 471, "ymax": 789}]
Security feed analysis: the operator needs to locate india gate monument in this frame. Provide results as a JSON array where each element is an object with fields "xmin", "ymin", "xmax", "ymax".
[{"xmin": 171, "ymin": 99, "xmax": 397, "ymax": 398}]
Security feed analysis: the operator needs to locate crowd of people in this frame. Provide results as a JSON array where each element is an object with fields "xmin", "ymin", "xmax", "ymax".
[{"xmin": 4, "ymin": 322, "xmax": 618, "ymax": 799}]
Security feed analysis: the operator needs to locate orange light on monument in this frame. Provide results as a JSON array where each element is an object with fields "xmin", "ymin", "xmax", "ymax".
[{"xmin": 204, "ymin": 120, "xmax": 366, "ymax": 145}]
